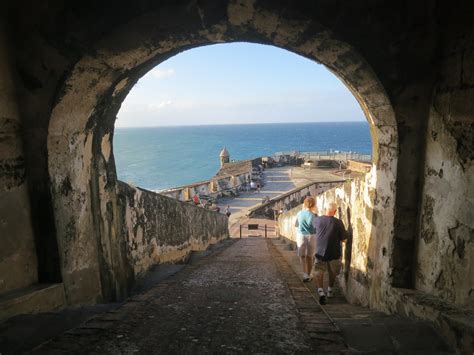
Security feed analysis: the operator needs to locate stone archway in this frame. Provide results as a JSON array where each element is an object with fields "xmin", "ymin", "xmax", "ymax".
[{"xmin": 47, "ymin": 3, "xmax": 398, "ymax": 307}]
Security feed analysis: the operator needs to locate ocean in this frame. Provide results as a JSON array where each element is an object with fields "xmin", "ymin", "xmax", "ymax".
[{"xmin": 114, "ymin": 122, "xmax": 372, "ymax": 191}]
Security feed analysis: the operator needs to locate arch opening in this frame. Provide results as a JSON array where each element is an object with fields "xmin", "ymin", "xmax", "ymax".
[
  {"xmin": 46, "ymin": 7, "xmax": 399, "ymax": 308},
  {"xmin": 113, "ymin": 42, "xmax": 371, "ymax": 191}
]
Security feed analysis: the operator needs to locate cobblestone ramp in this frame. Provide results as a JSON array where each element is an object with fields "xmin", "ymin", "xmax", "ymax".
[{"xmin": 31, "ymin": 238, "xmax": 345, "ymax": 354}]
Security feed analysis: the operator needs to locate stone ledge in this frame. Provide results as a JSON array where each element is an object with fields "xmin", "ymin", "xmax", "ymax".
[
  {"xmin": 0, "ymin": 283, "xmax": 66, "ymax": 322},
  {"xmin": 392, "ymin": 288, "xmax": 474, "ymax": 354}
]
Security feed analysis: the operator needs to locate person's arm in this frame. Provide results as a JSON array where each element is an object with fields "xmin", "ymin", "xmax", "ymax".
[
  {"xmin": 339, "ymin": 219, "xmax": 349, "ymax": 242},
  {"xmin": 311, "ymin": 215, "xmax": 319, "ymax": 233}
]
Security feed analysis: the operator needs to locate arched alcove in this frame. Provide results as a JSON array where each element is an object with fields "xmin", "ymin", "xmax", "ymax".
[{"xmin": 47, "ymin": 4, "xmax": 398, "ymax": 306}]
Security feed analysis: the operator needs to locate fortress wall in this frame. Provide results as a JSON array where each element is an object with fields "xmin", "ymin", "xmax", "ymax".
[
  {"xmin": 278, "ymin": 175, "xmax": 373, "ymax": 307},
  {"xmin": 117, "ymin": 181, "xmax": 229, "ymax": 277},
  {"xmin": 414, "ymin": 22, "xmax": 474, "ymax": 307},
  {"xmin": 0, "ymin": 30, "xmax": 38, "ymax": 295},
  {"xmin": 276, "ymin": 205, "xmax": 302, "ymax": 245},
  {"xmin": 249, "ymin": 180, "xmax": 344, "ymax": 219},
  {"xmin": 347, "ymin": 160, "xmax": 372, "ymax": 174},
  {"xmin": 161, "ymin": 172, "xmax": 250, "ymax": 202}
]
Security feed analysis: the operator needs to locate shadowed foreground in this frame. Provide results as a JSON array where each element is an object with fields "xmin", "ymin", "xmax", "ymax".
[{"xmin": 29, "ymin": 238, "xmax": 451, "ymax": 354}]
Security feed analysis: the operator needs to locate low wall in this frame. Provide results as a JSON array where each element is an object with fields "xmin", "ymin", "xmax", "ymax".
[
  {"xmin": 248, "ymin": 180, "xmax": 345, "ymax": 219},
  {"xmin": 161, "ymin": 172, "xmax": 250, "ymax": 201},
  {"xmin": 278, "ymin": 176, "xmax": 373, "ymax": 307},
  {"xmin": 347, "ymin": 160, "xmax": 372, "ymax": 173},
  {"xmin": 117, "ymin": 181, "xmax": 229, "ymax": 277}
]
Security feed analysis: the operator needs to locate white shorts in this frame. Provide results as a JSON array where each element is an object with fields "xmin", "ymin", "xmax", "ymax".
[{"xmin": 296, "ymin": 233, "xmax": 316, "ymax": 257}]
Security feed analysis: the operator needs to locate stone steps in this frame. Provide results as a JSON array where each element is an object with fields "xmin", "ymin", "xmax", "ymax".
[{"xmin": 0, "ymin": 283, "xmax": 66, "ymax": 322}]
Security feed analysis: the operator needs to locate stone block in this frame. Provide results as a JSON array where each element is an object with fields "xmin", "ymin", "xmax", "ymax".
[
  {"xmin": 391, "ymin": 288, "xmax": 474, "ymax": 354},
  {"xmin": 439, "ymin": 52, "xmax": 462, "ymax": 89},
  {"xmin": 449, "ymin": 87, "xmax": 474, "ymax": 124},
  {"xmin": 0, "ymin": 283, "xmax": 66, "ymax": 321},
  {"xmin": 462, "ymin": 49, "xmax": 474, "ymax": 86}
]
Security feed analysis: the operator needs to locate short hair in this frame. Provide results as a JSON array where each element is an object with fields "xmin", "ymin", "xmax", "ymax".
[
  {"xmin": 325, "ymin": 201, "xmax": 337, "ymax": 211},
  {"xmin": 303, "ymin": 196, "xmax": 315, "ymax": 209}
]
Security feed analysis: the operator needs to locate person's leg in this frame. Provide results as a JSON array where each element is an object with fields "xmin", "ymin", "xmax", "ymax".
[
  {"xmin": 299, "ymin": 256, "xmax": 307, "ymax": 275},
  {"xmin": 314, "ymin": 270, "xmax": 324, "ymax": 289},
  {"xmin": 307, "ymin": 235, "xmax": 316, "ymax": 277},
  {"xmin": 328, "ymin": 264, "xmax": 336, "ymax": 287},
  {"xmin": 297, "ymin": 238, "xmax": 310, "ymax": 280},
  {"xmin": 313, "ymin": 259, "xmax": 327, "ymax": 305},
  {"xmin": 328, "ymin": 259, "xmax": 341, "ymax": 287},
  {"xmin": 326, "ymin": 260, "xmax": 341, "ymax": 298},
  {"xmin": 305, "ymin": 256, "xmax": 313, "ymax": 277}
]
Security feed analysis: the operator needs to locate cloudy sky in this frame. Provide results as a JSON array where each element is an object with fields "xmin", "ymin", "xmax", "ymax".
[{"xmin": 116, "ymin": 43, "xmax": 365, "ymax": 127}]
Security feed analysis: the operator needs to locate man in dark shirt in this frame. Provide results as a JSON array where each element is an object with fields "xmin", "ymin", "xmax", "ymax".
[{"xmin": 312, "ymin": 202, "xmax": 348, "ymax": 305}]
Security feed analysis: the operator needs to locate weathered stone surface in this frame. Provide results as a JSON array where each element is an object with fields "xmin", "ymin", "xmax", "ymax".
[
  {"xmin": 32, "ymin": 239, "xmax": 335, "ymax": 354},
  {"xmin": 0, "ymin": 284, "xmax": 65, "ymax": 322},
  {"xmin": 415, "ymin": 95, "xmax": 474, "ymax": 307},
  {"xmin": 0, "ymin": 25, "xmax": 38, "ymax": 296},
  {"xmin": 116, "ymin": 181, "xmax": 229, "ymax": 276},
  {"xmin": 0, "ymin": 4, "xmax": 473, "ymax": 350},
  {"xmin": 278, "ymin": 173, "xmax": 388, "ymax": 309},
  {"xmin": 248, "ymin": 180, "xmax": 344, "ymax": 219}
]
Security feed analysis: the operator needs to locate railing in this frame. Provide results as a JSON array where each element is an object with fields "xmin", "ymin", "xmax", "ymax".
[
  {"xmin": 247, "ymin": 180, "xmax": 345, "ymax": 219},
  {"xmin": 274, "ymin": 151, "xmax": 372, "ymax": 162},
  {"xmin": 239, "ymin": 223, "xmax": 268, "ymax": 238}
]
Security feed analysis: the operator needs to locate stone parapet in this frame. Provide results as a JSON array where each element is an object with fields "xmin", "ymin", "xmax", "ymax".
[
  {"xmin": 248, "ymin": 180, "xmax": 345, "ymax": 219},
  {"xmin": 116, "ymin": 181, "xmax": 229, "ymax": 277},
  {"xmin": 388, "ymin": 288, "xmax": 474, "ymax": 354},
  {"xmin": 0, "ymin": 284, "xmax": 66, "ymax": 321}
]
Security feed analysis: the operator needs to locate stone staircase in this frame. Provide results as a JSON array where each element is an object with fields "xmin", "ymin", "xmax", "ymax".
[{"xmin": 270, "ymin": 236, "xmax": 455, "ymax": 354}]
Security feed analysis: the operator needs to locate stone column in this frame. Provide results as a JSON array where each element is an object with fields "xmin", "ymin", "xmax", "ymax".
[{"xmin": 0, "ymin": 28, "xmax": 38, "ymax": 295}]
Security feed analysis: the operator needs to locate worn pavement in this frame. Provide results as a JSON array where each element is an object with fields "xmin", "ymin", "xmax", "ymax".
[
  {"xmin": 2, "ymin": 236, "xmax": 453, "ymax": 354},
  {"xmin": 30, "ymin": 238, "xmax": 345, "ymax": 354}
]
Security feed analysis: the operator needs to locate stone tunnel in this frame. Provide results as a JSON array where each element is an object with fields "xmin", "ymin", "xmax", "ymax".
[{"xmin": 0, "ymin": 0, "xmax": 473, "ymax": 353}]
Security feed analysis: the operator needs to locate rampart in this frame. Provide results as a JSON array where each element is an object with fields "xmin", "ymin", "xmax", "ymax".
[
  {"xmin": 278, "ymin": 176, "xmax": 474, "ymax": 352},
  {"xmin": 278, "ymin": 177, "xmax": 373, "ymax": 306},
  {"xmin": 347, "ymin": 160, "xmax": 372, "ymax": 174},
  {"xmin": 248, "ymin": 180, "xmax": 345, "ymax": 219},
  {"xmin": 160, "ymin": 172, "xmax": 250, "ymax": 201},
  {"xmin": 117, "ymin": 181, "xmax": 229, "ymax": 277}
]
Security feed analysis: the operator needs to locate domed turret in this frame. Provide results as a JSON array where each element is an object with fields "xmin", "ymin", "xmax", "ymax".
[{"xmin": 219, "ymin": 147, "xmax": 230, "ymax": 167}]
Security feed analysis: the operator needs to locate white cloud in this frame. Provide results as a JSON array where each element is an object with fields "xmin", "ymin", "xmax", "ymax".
[
  {"xmin": 148, "ymin": 68, "xmax": 175, "ymax": 79},
  {"xmin": 146, "ymin": 101, "xmax": 173, "ymax": 111}
]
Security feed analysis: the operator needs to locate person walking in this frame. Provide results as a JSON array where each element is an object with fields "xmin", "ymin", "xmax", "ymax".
[
  {"xmin": 295, "ymin": 197, "xmax": 317, "ymax": 282},
  {"xmin": 312, "ymin": 202, "xmax": 348, "ymax": 305}
]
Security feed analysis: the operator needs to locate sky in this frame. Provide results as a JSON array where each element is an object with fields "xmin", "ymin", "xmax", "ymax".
[{"xmin": 116, "ymin": 43, "xmax": 365, "ymax": 127}]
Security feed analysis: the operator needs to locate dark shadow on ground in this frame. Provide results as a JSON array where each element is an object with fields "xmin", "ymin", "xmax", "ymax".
[
  {"xmin": 0, "ymin": 238, "xmax": 235, "ymax": 355},
  {"xmin": 270, "ymin": 235, "xmax": 454, "ymax": 354}
]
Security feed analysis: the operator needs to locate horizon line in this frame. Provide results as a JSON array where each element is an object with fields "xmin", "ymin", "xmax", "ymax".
[{"xmin": 115, "ymin": 120, "xmax": 367, "ymax": 129}]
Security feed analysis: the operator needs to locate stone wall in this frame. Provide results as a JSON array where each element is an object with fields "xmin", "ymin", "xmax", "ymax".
[
  {"xmin": 278, "ymin": 175, "xmax": 375, "ymax": 307},
  {"xmin": 248, "ymin": 180, "xmax": 345, "ymax": 219},
  {"xmin": 3, "ymin": 2, "xmax": 474, "ymax": 337},
  {"xmin": 347, "ymin": 160, "xmax": 372, "ymax": 174},
  {"xmin": 15, "ymin": 1, "xmax": 403, "ymax": 309},
  {"xmin": 414, "ymin": 9, "xmax": 474, "ymax": 307},
  {"xmin": 117, "ymin": 181, "xmax": 229, "ymax": 277},
  {"xmin": 0, "ymin": 28, "xmax": 38, "ymax": 295},
  {"xmin": 161, "ymin": 172, "xmax": 250, "ymax": 202}
]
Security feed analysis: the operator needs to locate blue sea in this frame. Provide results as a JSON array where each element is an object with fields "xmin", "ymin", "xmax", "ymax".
[{"xmin": 114, "ymin": 122, "xmax": 372, "ymax": 191}]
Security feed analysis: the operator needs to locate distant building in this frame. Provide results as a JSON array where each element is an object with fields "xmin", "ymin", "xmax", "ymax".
[{"xmin": 219, "ymin": 147, "xmax": 230, "ymax": 167}]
